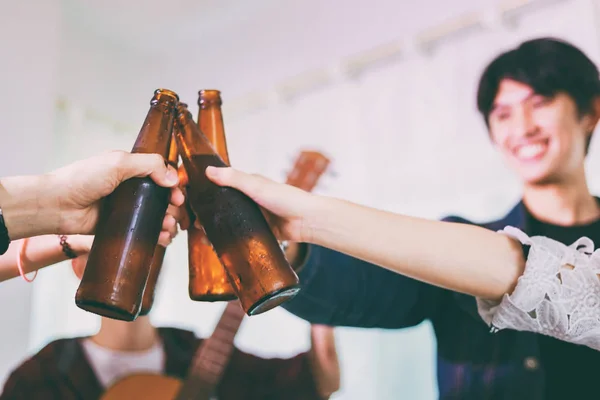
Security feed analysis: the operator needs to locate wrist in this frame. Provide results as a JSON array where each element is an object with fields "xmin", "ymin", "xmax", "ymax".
[
  {"xmin": 0, "ymin": 174, "xmax": 61, "ymax": 240},
  {"xmin": 301, "ymin": 194, "xmax": 332, "ymax": 245},
  {"xmin": 65, "ymin": 234, "xmax": 94, "ymax": 256}
]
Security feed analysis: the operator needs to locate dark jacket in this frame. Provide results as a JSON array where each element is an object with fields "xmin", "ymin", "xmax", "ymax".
[{"xmin": 0, "ymin": 327, "xmax": 322, "ymax": 400}]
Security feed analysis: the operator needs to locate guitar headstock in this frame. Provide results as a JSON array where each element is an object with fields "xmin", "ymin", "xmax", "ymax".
[{"xmin": 285, "ymin": 150, "xmax": 331, "ymax": 191}]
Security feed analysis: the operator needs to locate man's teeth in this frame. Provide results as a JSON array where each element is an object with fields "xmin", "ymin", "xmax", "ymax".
[{"xmin": 516, "ymin": 143, "xmax": 545, "ymax": 159}]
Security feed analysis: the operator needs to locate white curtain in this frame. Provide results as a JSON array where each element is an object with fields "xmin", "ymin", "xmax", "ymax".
[{"xmin": 29, "ymin": 0, "xmax": 600, "ymax": 398}]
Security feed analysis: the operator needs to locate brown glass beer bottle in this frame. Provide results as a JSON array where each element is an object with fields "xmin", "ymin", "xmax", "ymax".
[
  {"xmin": 174, "ymin": 103, "xmax": 300, "ymax": 316},
  {"xmin": 188, "ymin": 90, "xmax": 237, "ymax": 302},
  {"xmin": 139, "ymin": 135, "xmax": 180, "ymax": 316},
  {"xmin": 75, "ymin": 88, "xmax": 178, "ymax": 321}
]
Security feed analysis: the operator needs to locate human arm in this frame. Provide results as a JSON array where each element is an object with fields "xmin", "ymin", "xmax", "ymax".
[
  {"xmin": 307, "ymin": 325, "xmax": 340, "ymax": 398},
  {"xmin": 206, "ymin": 167, "xmax": 525, "ymax": 303},
  {"xmin": 180, "ymin": 166, "xmax": 441, "ymax": 328},
  {"xmin": 0, "ymin": 150, "xmax": 183, "ymax": 241},
  {"xmin": 207, "ymin": 167, "xmax": 600, "ymax": 350},
  {"xmin": 476, "ymin": 227, "xmax": 600, "ymax": 350},
  {"xmin": 0, "ymin": 234, "xmax": 92, "ymax": 282},
  {"xmin": 0, "ymin": 198, "xmax": 182, "ymax": 284},
  {"xmin": 0, "ymin": 156, "xmax": 186, "ymax": 282}
]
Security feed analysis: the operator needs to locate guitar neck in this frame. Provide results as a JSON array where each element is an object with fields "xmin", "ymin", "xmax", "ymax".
[
  {"xmin": 175, "ymin": 302, "xmax": 245, "ymax": 400},
  {"xmin": 193, "ymin": 301, "xmax": 246, "ymax": 373}
]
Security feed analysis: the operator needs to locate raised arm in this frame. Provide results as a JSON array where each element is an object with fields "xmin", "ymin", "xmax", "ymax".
[
  {"xmin": 0, "ymin": 235, "xmax": 92, "ymax": 282},
  {"xmin": 0, "ymin": 151, "xmax": 182, "ymax": 241},
  {"xmin": 206, "ymin": 166, "xmax": 525, "ymax": 303},
  {"xmin": 206, "ymin": 167, "xmax": 600, "ymax": 352}
]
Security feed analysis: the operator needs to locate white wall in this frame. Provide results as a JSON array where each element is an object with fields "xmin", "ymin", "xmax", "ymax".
[
  {"xmin": 0, "ymin": 0, "xmax": 61, "ymax": 384},
  {"xmin": 6, "ymin": 0, "xmax": 600, "ymax": 398}
]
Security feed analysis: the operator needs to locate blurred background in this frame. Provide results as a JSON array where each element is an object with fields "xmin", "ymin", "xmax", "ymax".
[{"xmin": 2, "ymin": 0, "xmax": 600, "ymax": 398}]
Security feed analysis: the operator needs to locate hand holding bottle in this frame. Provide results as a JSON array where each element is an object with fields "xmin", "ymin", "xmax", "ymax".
[
  {"xmin": 0, "ymin": 150, "xmax": 183, "ymax": 241},
  {"xmin": 204, "ymin": 166, "xmax": 319, "ymax": 243}
]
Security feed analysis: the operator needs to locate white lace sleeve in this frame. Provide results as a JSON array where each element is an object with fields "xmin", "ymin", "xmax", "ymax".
[{"xmin": 477, "ymin": 226, "xmax": 600, "ymax": 351}]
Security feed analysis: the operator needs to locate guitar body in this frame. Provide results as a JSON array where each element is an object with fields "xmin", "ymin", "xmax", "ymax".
[{"xmin": 100, "ymin": 374, "xmax": 182, "ymax": 400}]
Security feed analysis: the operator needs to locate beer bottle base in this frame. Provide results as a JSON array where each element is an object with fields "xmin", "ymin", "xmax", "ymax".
[
  {"xmin": 138, "ymin": 307, "xmax": 152, "ymax": 316},
  {"xmin": 246, "ymin": 285, "xmax": 301, "ymax": 316},
  {"xmin": 189, "ymin": 292, "xmax": 238, "ymax": 302},
  {"xmin": 75, "ymin": 299, "xmax": 139, "ymax": 321}
]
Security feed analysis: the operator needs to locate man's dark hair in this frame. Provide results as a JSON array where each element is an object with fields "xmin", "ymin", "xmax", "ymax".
[{"xmin": 476, "ymin": 37, "xmax": 600, "ymax": 151}]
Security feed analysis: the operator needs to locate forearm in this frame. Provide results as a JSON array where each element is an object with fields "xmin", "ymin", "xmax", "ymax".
[
  {"xmin": 0, "ymin": 175, "xmax": 61, "ymax": 240},
  {"xmin": 0, "ymin": 235, "xmax": 90, "ymax": 282},
  {"xmin": 306, "ymin": 196, "xmax": 525, "ymax": 301},
  {"xmin": 309, "ymin": 326, "xmax": 340, "ymax": 398}
]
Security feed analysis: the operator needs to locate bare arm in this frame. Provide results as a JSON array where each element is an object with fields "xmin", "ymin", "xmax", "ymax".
[
  {"xmin": 206, "ymin": 168, "xmax": 600, "ymax": 350},
  {"xmin": 206, "ymin": 167, "xmax": 526, "ymax": 303},
  {"xmin": 0, "ymin": 175, "xmax": 61, "ymax": 240},
  {"xmin": 308, "ymin": 325, "xmax": 340, "ymax": 398},
  {"xmin": 0, "ymin": 151, "xmax": 182, "ymax": 242},
  {"xmin": 306, "ymin": 197, "xmax": 525, "ymax": 302},
  {"xmin": 0, "ymin": 235, "xmax": 92, "ymax": 282}
]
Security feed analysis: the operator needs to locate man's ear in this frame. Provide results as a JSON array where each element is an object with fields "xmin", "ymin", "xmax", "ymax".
[
  {"xmin": 71, "ymin": 254, "xmax": 89, "ymax": 280},
  {"xmin": 586, "ymin": 96, "xmax": 600, "ymax": 132}
]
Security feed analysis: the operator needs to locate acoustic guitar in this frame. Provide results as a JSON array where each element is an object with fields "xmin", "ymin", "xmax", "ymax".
[{"xmin": 101, "ymin": 150, "xmax": 331, "ymax": 400}]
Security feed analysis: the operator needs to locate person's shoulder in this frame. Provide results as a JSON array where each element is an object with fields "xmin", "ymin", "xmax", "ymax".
[
  {"xmin": 157, "ymin": 326, "xmax": 198, "ymax": 340},
  {"xmin": 157, "ymin": 326, "xmax": 202, "ymax": 351},
  {"xmin": 441, "ymin": 212, "xmax": 512, "ymax": 231},
  {"xmin": 441, "ymin": 214, "xmax": 475, "ymax": 224},
  {"xmin": 15, "ymin": 337, "xmax": 78, "ymax": 369},
  {"xmin": 442, "ymin": 199, "xmax": 524, "ymax": 230},
  {"xmin": 2, "ymin": 337, "xmax": 79, "ymax": 393}
]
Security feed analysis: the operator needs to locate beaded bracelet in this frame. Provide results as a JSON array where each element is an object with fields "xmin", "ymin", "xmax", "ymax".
[{"xmin": 58, "ymin": 235, "xmax": 78, "ymax": 259}]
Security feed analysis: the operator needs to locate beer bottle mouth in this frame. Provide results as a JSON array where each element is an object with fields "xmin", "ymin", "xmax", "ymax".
[
  {"xmin": 153, "ymin": 88, "xmax": 180, "ymax": 102},
  {"xmin": 175, "ymin": 102, "xmax": 190, "ymax": 118},
  {"xmin": 198, "ymin": 89, "xmax": 222, "ymax": 107}
]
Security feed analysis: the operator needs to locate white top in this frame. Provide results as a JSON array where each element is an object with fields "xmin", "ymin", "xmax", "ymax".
[
  {"xmin": 81, "ymin": 338, "xmax": 165, "ymax": 388},
  {"xmin": 478, "ymin": 226, "xmax": 600, "ymax": 350}
]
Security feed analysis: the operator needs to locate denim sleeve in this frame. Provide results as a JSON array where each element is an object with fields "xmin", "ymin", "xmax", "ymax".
[{"xmin": 282, "ymin": 244, "xmax": 445, "ymax": 328}]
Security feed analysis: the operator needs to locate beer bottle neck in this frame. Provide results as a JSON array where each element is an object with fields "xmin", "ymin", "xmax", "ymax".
[
  {"xmin": 197, "ymin": 107, "xmax": 230, "ymax": 165},
  {"xmin": 174, "ymin": 109, "xmax": 221, "ymax": 160},
  {"xmin": 131, "ymin": 99, "xmax": 176, "ymax": 156}
]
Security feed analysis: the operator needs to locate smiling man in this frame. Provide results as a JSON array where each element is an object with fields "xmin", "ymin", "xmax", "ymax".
[{"xmin": 278, "ymin": 37, "xmax": 600, "ymax": 399}]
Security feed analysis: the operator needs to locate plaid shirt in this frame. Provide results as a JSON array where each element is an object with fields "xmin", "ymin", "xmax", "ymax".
[
  {"xmin": 0, "ymin": 327, "xmax": 322, "ymax": 400},
  {"xmin": 283, "ymin": 201, "xmax": 549, "ymax": 400}
]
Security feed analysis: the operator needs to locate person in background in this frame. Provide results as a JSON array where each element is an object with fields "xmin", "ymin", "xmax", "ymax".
[
  {"xmin": 201, "ymin": 37, "xmax": 600, "ymax": 399},
  {"xmin": 0, "ymin": 240, "xmax": 340, "ymax": 400}
]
